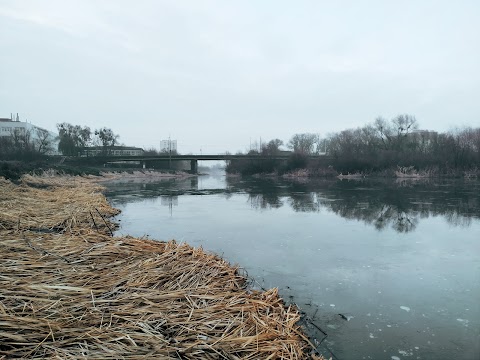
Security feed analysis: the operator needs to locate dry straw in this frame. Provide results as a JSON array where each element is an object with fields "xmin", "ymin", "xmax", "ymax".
[{"xmin": 0, "ymin": 174, "xmax": 324, "ymax": 359}]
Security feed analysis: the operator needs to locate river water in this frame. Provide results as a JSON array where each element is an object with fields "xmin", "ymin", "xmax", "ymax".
[{"xmin": 105, "ymin": 174, "xmax": 480, "ymax": 360}]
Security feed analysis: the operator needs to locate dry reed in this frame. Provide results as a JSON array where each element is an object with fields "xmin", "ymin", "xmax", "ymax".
[{"xmin": 0, "ymin": 175, "xmax": 323, "ymax": 359}]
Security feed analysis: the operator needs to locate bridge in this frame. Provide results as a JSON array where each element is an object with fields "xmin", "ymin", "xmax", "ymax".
[{"xmin": 102, "ymin": 154, "xmax": 331, "ymax": 173}]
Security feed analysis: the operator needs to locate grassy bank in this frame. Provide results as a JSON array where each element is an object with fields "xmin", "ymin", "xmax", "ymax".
[
  {"xmin": 0, "ymin": 174, "xmax": 322, "ymax": 359},
  {"xmin": 0, "ymin": 160, "xmax": 103, "ymax": 181},
  {"xmin": 0, "ymin": 160, "xmax": 192, "ymax": 183}
]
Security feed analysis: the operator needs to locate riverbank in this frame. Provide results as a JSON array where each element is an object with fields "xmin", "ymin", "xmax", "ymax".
[
  {"xmin": 227, "ymin": 165, "xmax": 480, "ymax": 180},
  {"xmin": 99, "ymin": 170, "xmax": 194, "ymax": 183},
  {"xmin": 0, "ymin": 174, "xmax": 322, "ymax": 359},
  {"xmin": 0, "ymin": 160, "xmax": 195, "ymax": 182}
]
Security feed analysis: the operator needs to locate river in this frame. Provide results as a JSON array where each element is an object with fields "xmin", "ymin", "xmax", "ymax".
[{"xmin": 104, "ymin": 174, "xmax": 480, "ymax": 360}]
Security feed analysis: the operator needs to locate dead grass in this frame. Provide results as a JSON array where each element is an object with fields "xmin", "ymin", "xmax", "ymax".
[{"xmin": 0, "ymin": 174, "xmax": 323, "ymax": 359}]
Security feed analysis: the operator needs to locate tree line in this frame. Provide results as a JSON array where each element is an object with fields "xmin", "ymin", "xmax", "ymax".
[
  {"xmin": 56, "ymin": 123, "xmax": 119, "ymax": 156},
  {"xmin": 0, "ymin": 127, "xmax": 55, "ymax": 160},
  {"xmin": 0, "ymin": 122, "xmax": 121, "ymax": 160},
  {"xmin": 227, "ymin": 114, "xmax": 480, "ymax": 176},
  {"xmin": 325, "ymin": 115, "xmax": 479, "ymax": 172}
]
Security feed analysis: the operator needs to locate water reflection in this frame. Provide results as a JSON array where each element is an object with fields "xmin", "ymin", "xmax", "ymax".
[
  {"xmin": 160, "ymin": 196, "xmax": 178, "ymax": 206},
  {"xmin": 104, "ymin": 176, "xmax": 480, "ymax": 233},
  {"xmin": 105, "ymin": 176, "xmax": 480, "ymax": 359},
  {"xmin": 230, "ymin": 177, "xmax": 480, "ymax": 232}
]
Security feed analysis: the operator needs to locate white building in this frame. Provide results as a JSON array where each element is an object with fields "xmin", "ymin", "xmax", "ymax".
[
  {"xmin": 160, "ymin": 139, "xmax": 177, "ymax": 153},
  {"xmin": 82, "ymin": 146, "xmax": 144, "ymax": 156},
  {"xmin": 0, "ymin": 117, "xmax": 60, "ymax": 155}
]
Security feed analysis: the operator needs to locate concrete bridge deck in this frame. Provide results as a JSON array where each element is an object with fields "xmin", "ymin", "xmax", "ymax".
[
  {"xmin": 105, "ymin": 154, "xmax": 330, "ymax": 162},
  {"xmin": 99, "ymin": 153, "xmax": 331, "ymax": 173}
]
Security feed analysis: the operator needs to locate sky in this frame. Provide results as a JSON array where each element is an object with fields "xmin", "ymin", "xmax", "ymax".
[{"xmin": 1, "ymin": 0, "xmax": 479, "ymax": 154}]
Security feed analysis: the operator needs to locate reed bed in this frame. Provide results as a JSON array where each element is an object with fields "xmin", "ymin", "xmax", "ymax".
[
  {"xmin": 0, "ymin": 175, "xmax": 118, "ymax": 235},
  {"xmin": 0, "ymin": 175, "xmax": 322, "ymax": 359}
]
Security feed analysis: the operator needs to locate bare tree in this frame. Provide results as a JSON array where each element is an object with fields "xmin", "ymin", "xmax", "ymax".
[
  {"xmin": 95, "ymin": 127, "xmax": 119, "ymax": 148},
  {"xmin": 261, "ymin": 139, "xmax": 284, "ymax": 155},
  {"xmin": 373, "ymin": 116, "xmax": 394, "ymax": 150},
  {"xmin": 34, "ymin": 128, "xmax": 54, "ymax": 155},
  {"xmin": 57, "ymin": 123, "xmax": 92, "ymax": 156},
  {"xmin": 287, "ymin": 133, "xmax": 319, "ymax": 154},
  {"xmin": 11, "ymin": 128, "xmax": 32, "ymax": 152},
  {"xmin": 392, "ymin": 114, "xmax": 418, "ymax": 137}
]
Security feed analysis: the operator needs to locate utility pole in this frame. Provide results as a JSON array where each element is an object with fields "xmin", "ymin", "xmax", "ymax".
[{"xmin": 169, "ymin": 135, "xmax": 172, "ymax": 170}]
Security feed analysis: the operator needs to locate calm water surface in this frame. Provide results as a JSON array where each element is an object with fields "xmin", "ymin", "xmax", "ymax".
[{"xmin": 105, "ymin": 175, "xmax": 480, "ymax": 360}]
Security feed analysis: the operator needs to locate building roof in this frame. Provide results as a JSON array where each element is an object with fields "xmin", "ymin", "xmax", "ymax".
[{"xmin": 0, "ymin": 118, "xmax": 13, "ymax": 122}]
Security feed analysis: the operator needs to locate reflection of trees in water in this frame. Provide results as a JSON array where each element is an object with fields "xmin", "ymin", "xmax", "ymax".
[
  {"xmin": 245, "ymin": 179, "xmax": 321, "ymax": 212},
  {"xmin": 321, "ymin": 181, "xmax": 479, "ymax": 232},
  {"xmin": 241, "ymin": 178, "xmax": 285, "ymax": 210},
  {"xmin": 228, "ymin": 177, "xmax": 480, "ymax": 233},
  {"xmin": 375, "ymin": 207, "xmax": 418, "ymax": 233},
  {"xmin": 392, "ymin": 211, "xmax": 418, "ymax": 233},
  {"xmin": 287, "ymin": 192, "xmax": 321, "ymax": 212},
  {"xmin": 248, "ymin": 194, "xmax": 283, "ymax": 210},
  {"xmin": 107, "ymin": 176, "xmax": 479, "ymax": 233},
  {"xmin": 444, "ymin": 211, "xmax": 472, "ymax": 227},
  {"xmin": 325, "ymin": 200, "xmax": 419, "ymax": 232},
  {"xmin": 105, "ymin": 179, "xmax": 185, "ymax": 205},
  {"xmin": 318, "ymin": 187, "xmax": 424, "ymax": 232}
]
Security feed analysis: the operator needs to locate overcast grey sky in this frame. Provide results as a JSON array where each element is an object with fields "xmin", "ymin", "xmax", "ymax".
[{"xmin": 1, "ymin": 0, "xmax": 479, "ymax": 153}]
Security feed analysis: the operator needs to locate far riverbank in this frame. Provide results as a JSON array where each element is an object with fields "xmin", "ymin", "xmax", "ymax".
[
  {"xmin": 226, "ymin": 165, "xmax": 480, "ymax": 180},
  {"xmin": 0, "ymin": 159, "xmax": 195, "ymax": 182}
]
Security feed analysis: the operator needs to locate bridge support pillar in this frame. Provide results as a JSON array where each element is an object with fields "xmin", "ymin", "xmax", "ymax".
[{"xmin": 190, "ymin": 159, "xmax": 198, "ymax": 174}]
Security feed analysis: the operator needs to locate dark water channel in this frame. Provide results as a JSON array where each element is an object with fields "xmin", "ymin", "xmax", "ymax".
[{"xmin": 104, "ymin": 175, "xmax": 480, "ymax": 360}]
